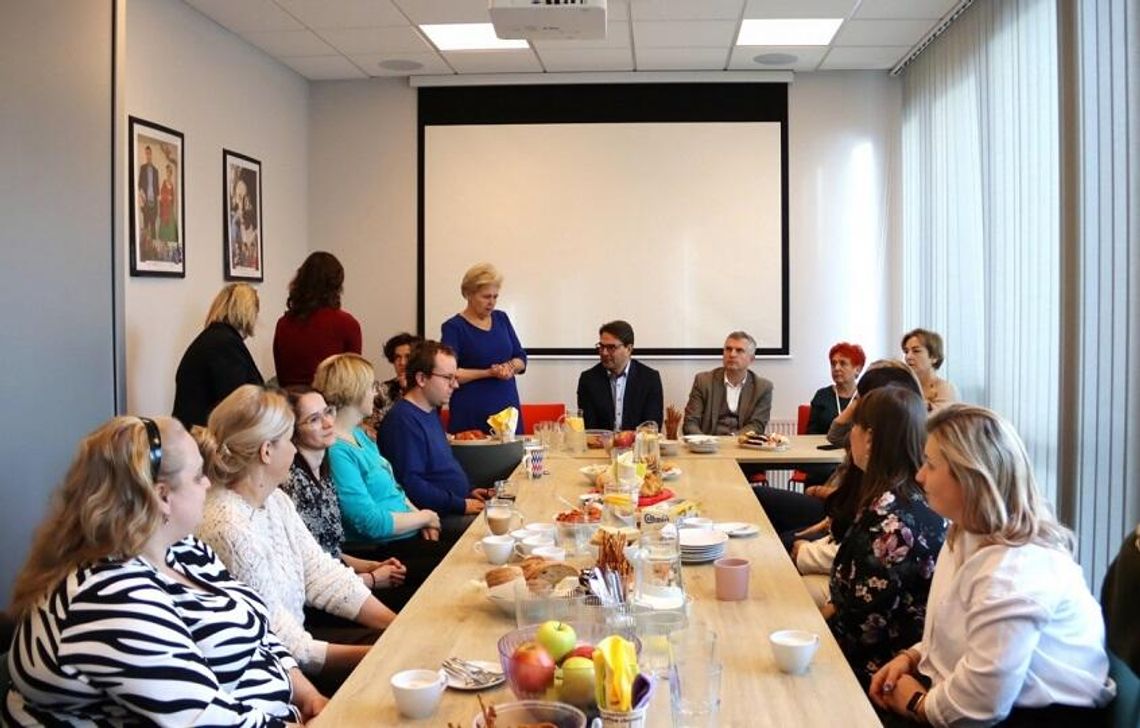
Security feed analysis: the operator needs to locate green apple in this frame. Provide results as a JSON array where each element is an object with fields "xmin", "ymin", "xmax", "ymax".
[
  {"xmin": 535, "ymin": 621, "xmax": 576, "ymax": 663},
  {"xmin": 557, "ymin": 656, "xmax": 597, "ymax": 708}
]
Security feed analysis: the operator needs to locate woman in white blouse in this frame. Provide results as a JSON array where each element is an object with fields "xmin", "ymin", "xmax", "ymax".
[
  {"xmin": 870, "ymin": 405, "xmax": 1115, "ymax": 727},
  {"xmin": 194, "ymin": 385, "xmax": 396, "ymax": 692}
]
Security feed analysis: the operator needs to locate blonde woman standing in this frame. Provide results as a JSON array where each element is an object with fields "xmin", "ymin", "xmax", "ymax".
[
  {"xmin": 173, "ymin": 283, "xmax": 264, "ymax": 428},
  {"xmin": 870, "ymin": 405, "xmax": 1114, "ymax": 727},
  {"xmin": 4, "ymin": 416, "xmax": 320, "ymax": 725},
  {"xmin": 194, "ymin": 385, "xmax": 396, "ymax": 693}
]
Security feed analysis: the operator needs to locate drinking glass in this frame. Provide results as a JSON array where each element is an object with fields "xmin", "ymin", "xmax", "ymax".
[
  {"xmin": 483, "ymin": 498, "xmax": 523, "ymax": 536},
  {"xmin": 494, "ymin": 478, "xmax": 518, "ymax": 502},
  {"xmin": 667, "ymin": 624, "xmax": 718, "ymax": 665},
  {"xmin": 670, "ymin": 660, "xmax": 722, "ymax": 728}
]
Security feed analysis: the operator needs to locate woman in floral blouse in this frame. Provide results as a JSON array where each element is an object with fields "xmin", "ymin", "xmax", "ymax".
[{"xmin": 826, "ymin": 385, "xmax": 946, "ymax": 686}]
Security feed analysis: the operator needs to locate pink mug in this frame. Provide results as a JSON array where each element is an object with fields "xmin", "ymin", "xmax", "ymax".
[{"xmin": 714, "ymin": 557, "xmax": 751, "ymax": 601}]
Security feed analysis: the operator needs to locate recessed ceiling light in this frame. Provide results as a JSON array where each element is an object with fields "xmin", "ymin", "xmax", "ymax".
[
  {"xmin": 420, "ymin": 23, "xmax": 529, "ymax": 51},
  {"xmin": 736, "ymin": 18, "xmax": 843, "ymax": 46},
  {"xmin": 753, "ymin": 52, "xmax": 798, "ymax": 65},
  {"xmin": 378, "ymin": 59, "xmax": 424, "ymax": 71}
]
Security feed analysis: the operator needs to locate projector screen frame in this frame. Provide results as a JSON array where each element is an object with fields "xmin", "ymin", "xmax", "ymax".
[{"xmin": 417, "ymin": 82, "xmax": 789, "ymax": 357}]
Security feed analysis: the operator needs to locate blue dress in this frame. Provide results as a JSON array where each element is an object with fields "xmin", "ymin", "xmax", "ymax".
[{"xmin": 441, "ymin": 310, "xmax": 527, "ymax": 434}]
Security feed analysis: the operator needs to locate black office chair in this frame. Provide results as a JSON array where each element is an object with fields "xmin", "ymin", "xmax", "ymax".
[
  {"xmin": 1102, "ymin": 526, "xmax": 1140, "ymax": 728},
  {"xmin": 450, "ymin": 440, "xmax": 525, "ymax": 489}
]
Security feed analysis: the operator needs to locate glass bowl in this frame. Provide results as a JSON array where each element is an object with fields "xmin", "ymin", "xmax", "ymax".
[
  {"xmin": 472, "ymin": 700, "xmax": 587, "ymax": 728},
  {"xmin": 497, "ymin": 621, "xmax": 636, "ymax": 700}
]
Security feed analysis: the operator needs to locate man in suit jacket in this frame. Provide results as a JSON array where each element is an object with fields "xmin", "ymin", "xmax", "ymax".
[
  {"xmin": 577, "ymin": 320, "xmax": 663, "ymax": 431},
  {"xmin": 137, "ymin": 145, "xmax": 160, "ymax": 242},
  {"xmin": 683, "ymin": 331, "xmax": 773, "ymax": 435}
]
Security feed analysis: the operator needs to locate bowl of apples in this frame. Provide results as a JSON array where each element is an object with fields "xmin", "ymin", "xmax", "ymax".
[{"xmin": 498, "ymin": 621, "xmax": 637, "ymax": 709}]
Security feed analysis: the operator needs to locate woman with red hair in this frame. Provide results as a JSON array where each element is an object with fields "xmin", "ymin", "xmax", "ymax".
[{"xmin": 808, "ymin": 342, "xmax": 865, "ymax": 435}]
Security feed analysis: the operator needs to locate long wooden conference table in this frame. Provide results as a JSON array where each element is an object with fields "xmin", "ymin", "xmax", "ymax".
[{"xmin": 311, "ymin": 436, "xmax": 880, "ymax": 726}]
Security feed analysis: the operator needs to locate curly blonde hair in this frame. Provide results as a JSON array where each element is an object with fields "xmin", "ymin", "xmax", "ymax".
[
  {"xmin": 191, "ymin": 385, "xmax": 293, "ymax": 488},
  {"xmin": 927, "ymin": 404, "xmax": 1072, "ymax": 551},
  {"xmin": 9, "ymin": 417, "xmax": 186, "ymax": 618}
]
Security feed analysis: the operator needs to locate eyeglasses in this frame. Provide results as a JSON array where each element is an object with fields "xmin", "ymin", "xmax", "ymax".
[
  {"xmin": 298, "ymin": 405, "xmax": 337, "ymax": 428},
  {"xmin": 139, "ymin": 417, "xmax": 163, "ymax": 482},
  {"xmin": 430, "ymin": 371, "xmax": 459, "ymax": 384},
  {"xmin": 595, "ymin": 342, "xmax": 623, "ymax": 353}
]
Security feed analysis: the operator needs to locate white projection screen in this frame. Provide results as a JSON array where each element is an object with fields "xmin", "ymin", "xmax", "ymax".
[{"xmin": 418, "ymin": 84, "xmax": 789, "ymax": 356}]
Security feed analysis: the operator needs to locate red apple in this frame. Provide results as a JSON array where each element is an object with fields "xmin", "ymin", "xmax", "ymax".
[
  {"xmin": 535, "ymin": 621, "xmax": 577, "ymax": 663},
  {"xmin": 613, "ymin": 430, "xmax": 636, "ymax": 449},
  {"xmin": 568, "ymin": 643, "xmax": 596, "ymax": 661},
  {"xmin": 509, "ymin": 641, "xmax": 556, "ymax": 693},
  {"xmin": 557, "ymin": 655, "xmax": 597, "ymax": 708}
]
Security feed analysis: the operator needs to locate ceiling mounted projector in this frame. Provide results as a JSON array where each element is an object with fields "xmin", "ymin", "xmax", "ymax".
[{"xmin": 489, "ymin": 0, "xmax": 607, "ymax": 41}]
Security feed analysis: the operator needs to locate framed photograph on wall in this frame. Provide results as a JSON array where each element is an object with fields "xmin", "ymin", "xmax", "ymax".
[
  {"xmin": 223, "ymin": 149, "xmax": 263, "ymax": 281},
  {"xmin": 129, "ymin": 116, "xmax": 185, "ymax": 277}
]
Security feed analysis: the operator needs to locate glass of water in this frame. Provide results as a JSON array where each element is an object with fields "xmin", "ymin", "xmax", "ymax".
[{"xmin": 670, "ymin": 660, "xmax": 721, "ymax": 728}]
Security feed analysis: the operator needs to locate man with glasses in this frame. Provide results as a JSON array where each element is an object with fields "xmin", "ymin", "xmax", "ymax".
[
  {"xmin": 683, "ymin": 331, "xmax": 773, "ymax": 436},
  {"xmin": 378, "ymin": 341, "xmax": 493, "ymax": 539},
  {"xmin": 577, "ymin": 320, "xmax": 663, "ymax": 431}
]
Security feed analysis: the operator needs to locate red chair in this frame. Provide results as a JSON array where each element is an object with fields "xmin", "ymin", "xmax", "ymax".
[
  {"xmin": 439, "ymin": 407, "xmax": 450, "ymax": 431},
  {"xmin": 521, "ymin": 403, "xmax": 566, "ymax": 434},
  {"xmin": 789, "ymin": 404, "xmax": 812, "ymax": 486}
]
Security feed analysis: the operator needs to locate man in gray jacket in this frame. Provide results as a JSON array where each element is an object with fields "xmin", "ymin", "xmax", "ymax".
[{"xmin": 683, "ymin": 331, "xmax": 773, "ymax": 435}]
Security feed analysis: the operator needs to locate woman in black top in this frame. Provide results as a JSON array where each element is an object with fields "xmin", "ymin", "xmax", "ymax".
[{"xmin": 172, "ymin": 283, "xmax": 263, "ymax": 428}]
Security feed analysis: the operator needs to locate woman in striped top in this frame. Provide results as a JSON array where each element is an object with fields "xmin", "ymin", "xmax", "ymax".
[{"xmin": 4, "ymin": 416, "xmax": 325, "ymax": 726}]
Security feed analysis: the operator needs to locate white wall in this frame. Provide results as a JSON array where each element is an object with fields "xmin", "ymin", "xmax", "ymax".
[
  {"xmin": 124, "ymin": 0, "xmax": 310, "ymax": 414},
  {"xmin": 310, "ymin": 72, "xmax": 900, "ymax": 422}
]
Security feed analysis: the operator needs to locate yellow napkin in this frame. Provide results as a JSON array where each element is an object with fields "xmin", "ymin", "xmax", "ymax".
[
  {"xmin": 594, "ymin": 635, "xmax": 639, "ymax": 711},
  {"xmin": 564, "ymin": 414, "xmax": 585, "ymax": 432},
  {"xmin": 487, "ymin": 406, "xmax": 518, "ymax": 438}
]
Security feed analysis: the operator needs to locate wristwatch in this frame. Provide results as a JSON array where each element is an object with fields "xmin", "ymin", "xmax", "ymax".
[{"xmin": 906, "ymin": 690, "xmax": 926, "ymax": 716}]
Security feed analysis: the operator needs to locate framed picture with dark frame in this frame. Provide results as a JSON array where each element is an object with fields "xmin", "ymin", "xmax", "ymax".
[
  {"xmin": 223, "ymin": 149, "xmax": 264, "ymax": 281},
  {"xmin": 129, "ymin": 116, "xmax": 185, "ymax": 277}
]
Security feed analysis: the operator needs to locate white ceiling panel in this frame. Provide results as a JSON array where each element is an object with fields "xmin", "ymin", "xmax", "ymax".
[
  {"xmin": 316, "ymin": 26, "xmax": 433, "ymax": 55},
  {"xmin": 442, "ymin": 50, "xmax": 543, "ymax": 74},
  {"xmin": 350, "ymin": 51, "xmax": 455, "ymax": 76},
  {"xmin": 183, "ymin": 0, "xmax": 303, "ymax": 32},
  {"xmin": 278, "ymin": 54, "xmax": 367, "ymax": 79},
  {"xmin": 743, "ymin": 0, "xmax": 858, "ymax": 19},
  {"xmin": 729, "ymin": 45, "xmax": 827, "ymax": 71},
  {"xmin": 240, "ymin": 29, "xmax": 336, "ymax": 57},
  {"xmin": 531, "ymin": 22, "xmax": 632, "ymax": 50},
  {"xmin": 390, "ymin": 0, "xmax": 490, "ymax": 25},
  {"xmin": 820, "ymin": 45, "xmax": 910, "ymax": 69},
  {"xmin": 274, "ymin": 0, "xmax": 408, "ymax": 29},
  {"xmin": 631, "ymin": 0, "xmax": 744, "ymax": 21},
  {"xmin": 855, "ymin": 0, "xmax": 959, "ymax": 20},
  {"xmin": 634, "ymin": 20, "xmax": 738, "ymax": 48},
  {"xmin": 833, "ymin": 19, "xmax": 932, "ymax": 47},
  {"xmin": 636, "ymin": 47, "xmax": 729, "ymax": 70},
  {"xmin": 538, "ymin": 48, "xmax": 635, "ymax": 72}
]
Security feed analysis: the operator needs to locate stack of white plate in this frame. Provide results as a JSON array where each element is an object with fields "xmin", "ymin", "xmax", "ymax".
[{"xmin": 678, "ymin": 528, "xmax": 729, "ymax": 563}]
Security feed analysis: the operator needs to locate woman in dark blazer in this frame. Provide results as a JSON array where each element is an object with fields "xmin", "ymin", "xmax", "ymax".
[{"xmin": 172, "ymin": 283, "xmax": 263, "ymax": 428}]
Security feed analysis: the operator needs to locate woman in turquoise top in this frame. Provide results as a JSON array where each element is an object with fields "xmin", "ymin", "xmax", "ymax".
[{"xmin": 314, "ymin": 353, "xmax": 442, "ymax": 549}]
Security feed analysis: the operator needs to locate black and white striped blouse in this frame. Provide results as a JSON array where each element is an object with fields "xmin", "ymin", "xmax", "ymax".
[{"xmin": 3, "ymin": 537, "xmax": 298, "ymax": 727}]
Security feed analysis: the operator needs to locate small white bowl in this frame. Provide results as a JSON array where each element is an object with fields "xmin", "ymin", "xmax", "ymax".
[
  {"xmin": 391, "ymin": 668, "xmax": 447, "ymax": 718},
  {"xmin": 769, "ymin": 630, "xmax": 820, "ymax": 675}
]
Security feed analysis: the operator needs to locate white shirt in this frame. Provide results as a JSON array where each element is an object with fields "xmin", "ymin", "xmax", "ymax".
[
  {"xmin": 611, "ymin": 362, "xmax": 630, "ymax": 430},
  {"xmin": 915, "ymin": 532, "xmax": 1115, "ymax": 727},
  {"xmin": 723, "ymin": 374, "xmax": 744, "ymax": 414}
]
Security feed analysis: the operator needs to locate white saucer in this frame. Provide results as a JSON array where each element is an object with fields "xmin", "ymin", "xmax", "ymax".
[
  {"xmin": 444, "ymin": 660, "xmax": 505, "ymax": 691},
  {"xmin": 714, "ymin": 522, "xmax": 760, "ymax": 538}
]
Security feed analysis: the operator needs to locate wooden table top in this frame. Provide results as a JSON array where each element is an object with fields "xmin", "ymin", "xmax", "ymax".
[
  {"xmin": 563, "ymin": 433, "xmax": 844, "ymax": 467},
  {"xmin": 310, "ymin": 454, "xmax": 877, "ymax": 727}
]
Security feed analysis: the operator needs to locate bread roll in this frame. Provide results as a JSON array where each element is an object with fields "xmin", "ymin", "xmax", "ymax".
[{"xmin": 485, "ymin": 565, "xmax": 524, "ymax": 589}]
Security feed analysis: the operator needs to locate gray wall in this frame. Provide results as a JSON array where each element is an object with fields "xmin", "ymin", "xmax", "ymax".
[{"xmin": 0, "ymin": 0, "xmax": 118, "ymax": 604}]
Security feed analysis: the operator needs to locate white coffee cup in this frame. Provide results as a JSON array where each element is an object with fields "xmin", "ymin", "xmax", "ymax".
[
  {"xmin": 475, "ymin": 534, "xmax": 515, "ymax": 565},
  {"xmin": 510, "ymin": 528, "xmax": 531, "ymax": 541},
  {"xmin": 390, "ymin": 668, "xmax": 446, "ymax": 718},
  {"xmin": 514, "ymin": 534, "xmax": 554, "ymax": 557},
  {"xmin": 531, "ymin": 544, "xmax": 566, "ymax": 561},
  {"xmin": 526, "ymin": 522, "xmax": 558, "ymax": 539},
  {"xmin": 769, "ymin": 630, "xmax": 820, "ymax": 675}
]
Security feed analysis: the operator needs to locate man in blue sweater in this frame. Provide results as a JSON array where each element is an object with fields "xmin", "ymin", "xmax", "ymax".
[{"xmin": 378, "ymin": 341, "xmax": 493, "ymax": 538}]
